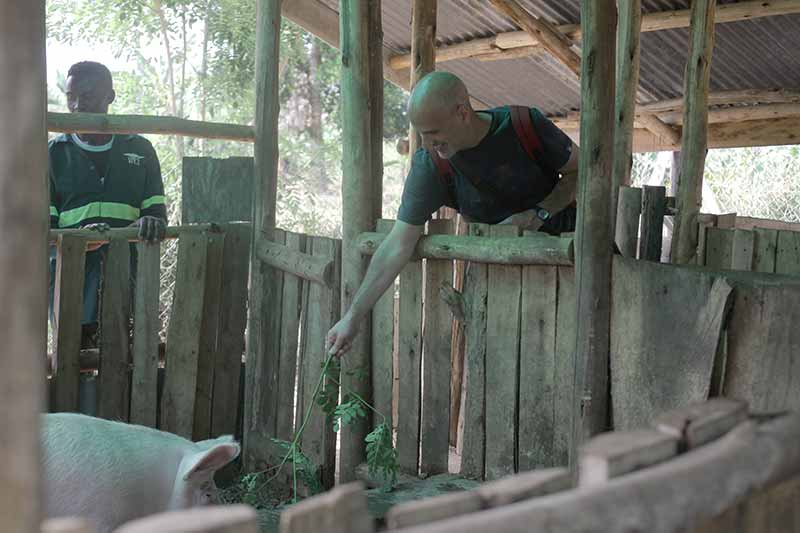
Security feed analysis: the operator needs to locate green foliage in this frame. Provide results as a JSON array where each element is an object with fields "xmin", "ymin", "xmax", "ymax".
[
  {"xmin": 366, "ymin": 422, "xmax": 398, "ymax": 492},
  {"xmin": 332, "ymin": 396, "xmax": 366, "ymax": 432},
  {"xmin": 270, "ymin": 438, "xmax": 323, "ymax": 497}
]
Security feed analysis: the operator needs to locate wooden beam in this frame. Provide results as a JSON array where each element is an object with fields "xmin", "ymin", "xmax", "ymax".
[
  {"xmin": 255, "ymin": 236, "xmax": 333, "ymax": 287},
  {"xmin": 672, "ymin": 0, "xmax": 716, "ymax": 264},
  {"xmin": 657, "ymin": 101, "xmax": 800, "ymax": 125},
  {"xmin": 489, "ymin": 0, "xmax": 580, "ymax": 75},
  {"xmin": 49, "ymin": 223, "xmax": 223, "ymax": 244},
  {"xmin": 572, "ymin": 0, "xmax": 616, "ymax": 456},
  {"xmin": 489, "ymin": 0, "xmax": 677, "ymax": 144},
  {"xmin": 47, "ymin": 112, "xmax": 254, "ymax": 142},
  {"xmin": 356, "ymin": 232, "xmax": 574, "ymax": 266},
  {"xmin": 339, "ymin": 0, "xmax": 377, "ymax": 483},
  {"xmin": 0, "ymin": 2, "xmax": 46, "ymax": 532},
  {"xmin": 388, "ymin": 0, "xmax": 800, "ymax": 69},
  {"xmin": 408, "ymin": 0, "xmax": 437, "ymax": 158},
  {"xmin": 243, "ymin": 0, "xmax": 282, "ymax": 470}
]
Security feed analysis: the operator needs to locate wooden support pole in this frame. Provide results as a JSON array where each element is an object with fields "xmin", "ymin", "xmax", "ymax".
[
  {"xmin": 0, "ymin": 1, "xmax": 47, "ymax": 532},
  {"xmin": 339, "ymin": 0, "xmax": 378, "ymax": 482},
  {"xmin": 407, "ymin": 0, "xmax": 437, "ymax": 158},
  {"xmin": 243, "ymin": 0, "xmax": 282, "ymax": 470},
  {"xmin": 47, "ymin": 112, "xmax": 255, "ymax": 142},
  {"xmin": 671, "ymin": 0, "xmax": 716, "ymax": 264},
  {"xmin": 369, "ymin": 1, "xmax": 384, "ymax": 222},
  {"xmin": 256, "ymin": 236, "xmax": 334, "ymax": 287},
  {"xmin": 612, "ymin": 0, "xmax": 642, "ymax": 239},
  {"xmin": 572, "ymin": 0, "xmax": 616, "ymax": 456},
  {"xmin": 356, "ymin": 232, "xmax": 574, "ymax": 265}
]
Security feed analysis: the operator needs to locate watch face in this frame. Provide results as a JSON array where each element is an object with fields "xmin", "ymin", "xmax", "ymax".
[{"xmin": 538, "ymin": 208, "xmax": 550, "ymax": 221}]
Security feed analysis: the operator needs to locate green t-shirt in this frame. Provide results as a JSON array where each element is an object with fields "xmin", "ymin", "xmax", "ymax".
[
  {"xmin": 397, "ymin": 106, "xmax": 572, "ymax": 226},
  {"xmin": 49, "ymin": 133, "xmax": 167, "ymax": 229}
]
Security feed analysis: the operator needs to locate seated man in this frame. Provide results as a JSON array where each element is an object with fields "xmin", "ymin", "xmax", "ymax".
[
  {"xmin": 49, "ymin": 61, "xmax": 167, "ymax": 348},
  {"xmin": 326, "ymin": 71, "xmax": 579, "ymax": 358}
]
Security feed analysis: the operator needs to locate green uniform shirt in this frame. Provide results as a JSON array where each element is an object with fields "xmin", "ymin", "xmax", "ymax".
[
  {"xmin": 49, "ymin": 133, "xmax": 167, "ymax": 229},
  {"xmin": 397, "ymin": 106, "xmax": 572, "ymax": 226}
]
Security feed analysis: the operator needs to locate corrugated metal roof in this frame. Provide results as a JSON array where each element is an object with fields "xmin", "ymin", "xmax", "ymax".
[{"xmin": 317, "ymin": 0, "xmax": 800, "ymax": 117}]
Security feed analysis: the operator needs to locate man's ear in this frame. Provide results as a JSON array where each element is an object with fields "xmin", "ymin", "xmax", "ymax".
[{"xmin": 106, "ymin": 89, "xmax": 116, "ymax": 107}]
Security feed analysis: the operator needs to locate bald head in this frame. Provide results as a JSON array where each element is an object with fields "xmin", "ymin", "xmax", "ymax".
[{"xmin": 408, "ymin": 72, "xmax": 470, "ymax": 123}]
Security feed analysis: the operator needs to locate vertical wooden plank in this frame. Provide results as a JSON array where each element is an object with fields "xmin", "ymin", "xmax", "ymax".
[
  {"xmin": 193, "ymin": 231, "xmax": 226, "ymax": 440},
  {"xmin": 573, "ymin": 0, "xmax": 616, "ymax": 455},
  {"xmin": 420, "ymin": 219, "xmax": 453, "ymax": 476},
  {"xmin": 263, "ymin": 230, "xmax": 286, "ymax": 439},
  {"xmin": 396, "ymin": 253, "xmax": 424, "ymax": 475},
  {"xmin": 130, "ymin": 241, "xmax": 161, "ymax": 427},
  {"xmin": 731, "ymin": 229, "xmax": 754, "ymax": 271},
  {"xmin": 212, "ymin": 224, "xmax": 251, "ymax": 437},
  {"xmin": 671, "ymin": 0, "xmax": 716, "ymax": 264},
  {"xmin": 554, "ymin": 267, "xmax": 576, "ymax": 466},
  {"xmin": 459, "ymin": 224, "xmax": 489, "ymax": 480},
  {"xmin": 615, "ymin": 186, "xmax": 642, "ymax": 258},
  {"xmin": 368, "ymin": 1, "xmax": 384, "ymax": 224},
  {"xmin": 275, "ymin": 231, "xmax": 305, "ymax": 441},
  {"xmin": 161, "ymin": 232, "xmax": 208, "ymax": 438},
  {"xmin": 639, "ymin": 185, "xmax": 666, "ymax": 262},
  {"xmin": 776, "ymin": 230, "xmax": 800, "ymax": 276},
  {"xmin": 705, "ymin": 227, "xmax": 734, "ymax": 271},
  {"xmin": 485, "ymin": 224, "xmax": 521, "ymax": 480},
  {"xmin": 518, "ymin": 262, "xmax": 558, "ymax": 471},
  {"xmin": 0, "ymin": 2, "xmax": 47, "ymax": 529},
  {"xmin": 339, "ymin": 0, "xmax": 377, "ymax": 483},
  {"xmin": 371, "ymin": 220, "xmax": 396, "ymax": 432},
  {"xmin": 98, "ymin": 238, "xmax": 132, "ymax": 422},
  {"xmin": 299, "ymin": 236, "xmax": 340, "ymax": 489},
  {"xmin": 243, "ymin": 0, "xmax": 281, "ymax": 471},
  {"xmin": 52, "ymin": 234, "xmax": 87, "ymax": 413},
  {"xmin": 181, "ymin": 157, "xmax": 254, "ymax": 224},
  {"xmin": 753, "ymin": 228, "xmax": 778, "ymax": 273}
]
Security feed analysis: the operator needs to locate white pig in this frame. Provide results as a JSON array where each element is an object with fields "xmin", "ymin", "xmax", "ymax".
[{"xmin": 42, "ymin": 413, "xmax": 240, "ymax": 533}]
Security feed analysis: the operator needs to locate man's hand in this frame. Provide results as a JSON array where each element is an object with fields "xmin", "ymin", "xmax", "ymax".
[
  {"xmin": 81, "ymin": 222, "xmax": 110, "ymax": 252},
  {"xmin": 130, "ymin": 216, "xmax": 166, "ymax": 242},
  {"xmin": 326, "ymin": 314, "xmax": 359, "ymax": 359},
  {"xmin": 499, "ymin": 210, "xmax": 543, "ymax": 232}
]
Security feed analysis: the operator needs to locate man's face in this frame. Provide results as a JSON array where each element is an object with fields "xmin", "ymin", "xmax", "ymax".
[
  {"xmin": 413, "ymin": 103, "xmax": 467, "ymax": 159},
  {"xmin": 65, "ymin": 75, "xmax": 113, "ymax": 114}
]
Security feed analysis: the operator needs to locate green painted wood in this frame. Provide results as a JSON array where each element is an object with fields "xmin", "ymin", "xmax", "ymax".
[
  {"xmin": 371, "ymin": 220, "xmax": 396, "ymax": 434},
  {"xmin": 553, "ymin": 266, "xmax": 576, "ymax": 467},
  {"xmin": 459, "ymin": 224, "xmax": 489, "ymax": 480},
  {"xmin": 485, "ymin": 224, "xmax": 521, "ymax": 480},
  {"xmin": 181, "ymin": 157, "xmax": 253, "ymax": 224},
  {"xmin": 420, "ymin": 219, "xmax": 453, "ymax": 476},
  {"xmin": 52, "ymin": 234, "xmax": 87, "ymax": 413},
  {"xmin": 705, "ymin": 227, "xmax": 734, "ymax": 270},
  {"xmin": 776, "ymin": 230, "xmax": 800, "ymax": 276},
  {"xmin": 130, "ymin": 241, "xmax": 161, "ymax": 427},
  {"xmin": 98, "ymin": 238, "xmax": 132, "ymax": 422},
  {"xmin": 160, "ymin": 232, "xmax": 208, "ymax": 438},
  {"xmin": 753, "ymin": 228, "xmax": 778, "ymax": 273},
  {"xmin": 518, "ymin": 264, "xmax": 558, "ymax": 470}
]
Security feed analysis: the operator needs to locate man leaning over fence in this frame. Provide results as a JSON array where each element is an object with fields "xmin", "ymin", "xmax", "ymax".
[
  {"xmin": 48, "ymin": 61, "xmax": 167, "ymax": 349},
  {"xmin": 326, "ymin": 71, "xmax": 580, "ymax": 358}
]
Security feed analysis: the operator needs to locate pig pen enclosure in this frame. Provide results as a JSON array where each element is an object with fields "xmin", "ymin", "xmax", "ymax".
[{"xmin": 6, "ymin": 0, "xmax": 800, "ymax": 532}]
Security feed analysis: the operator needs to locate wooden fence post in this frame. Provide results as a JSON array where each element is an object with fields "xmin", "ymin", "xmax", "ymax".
[
  {"xmin": 407, "ymin": 0, "xmax": 437, "ymax": 158},
  {"xmin": 339, "ymin": 0, "xmax": 379, "ymax": 482},
  {"xmin": 639, "ymin": 185, "xmax": 667, "ymax": 262},
  {"xmin": 671, "ymin": 0, "xmax": 716, "ymax": 264},
  {"xmin": 244, "ymin": 0, "xmax": 282, "ymax": 470},
  {"xmin": 572, "ymin": 0, "xmax": 617, "ymax": 458},
  {"xmin": 0, "ymin": 1, "xmax": 47, "ymax": 532}
]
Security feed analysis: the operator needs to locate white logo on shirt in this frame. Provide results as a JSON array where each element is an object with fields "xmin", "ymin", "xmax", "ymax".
[{"xmin": 123, "ymin": 153, "xmax": 145, "ymax": 166}]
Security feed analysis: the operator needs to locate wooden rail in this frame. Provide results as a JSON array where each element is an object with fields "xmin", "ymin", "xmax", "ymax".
[
  {"xmin": 47, "ymin": 223, "xmax": 247, "ymax": 244},
  {"xmin": 48, "ymin": 112, "xmax": 255, "ymax": 142},
  {"xmin": 356, "ymin": 232, "xmax": 574, "ymax": 266}
]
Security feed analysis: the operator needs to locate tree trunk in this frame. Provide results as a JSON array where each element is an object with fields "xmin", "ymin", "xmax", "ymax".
[
  {"xmin": 308, "ymin": 38, "xmax": 327, "ymax": 189},
  {"xmin": 153, "ymin": 0, "xmax": 184, "ymax": 161}
]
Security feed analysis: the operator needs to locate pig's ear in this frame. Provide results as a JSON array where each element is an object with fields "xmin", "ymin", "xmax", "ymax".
[{"xmin": 183, "ymin": 440, "xmax": 240, "ymax": 482}]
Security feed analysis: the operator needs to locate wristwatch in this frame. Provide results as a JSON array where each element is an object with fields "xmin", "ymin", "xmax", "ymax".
[{"xmin": 533, "ymin": 206, "xmax": 551, "ymax": 222}]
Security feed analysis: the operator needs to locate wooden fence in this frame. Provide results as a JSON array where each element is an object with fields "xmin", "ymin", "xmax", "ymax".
[
  {"xmin": 368, "ymin": 220, "xmax": 578, "ymax": 481},
  {"xmin": 278, "ymin": 399, "xmax": 800, "ymax": 533}
]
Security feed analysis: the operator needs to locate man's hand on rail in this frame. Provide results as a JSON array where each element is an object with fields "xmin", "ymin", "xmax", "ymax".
[
  {"xmin": 130, "ymin": 216, "xmax": 166, "ymax": 242},
  {"xmin": 326, "ymin": 313, "xmax": 359, "ymax": 359},
  {"xmin": 81, "ymin": 222, "xmax": 110, "ymax": 252}
]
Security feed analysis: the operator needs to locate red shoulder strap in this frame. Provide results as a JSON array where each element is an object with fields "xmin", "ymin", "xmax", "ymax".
[
  {"xmin": 510, "ymin": 105, "xmax": 543, "ymax": 161},
  {"xmin": 431, "ymin": 150, "xmax": 455, "ymax": 183}
]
